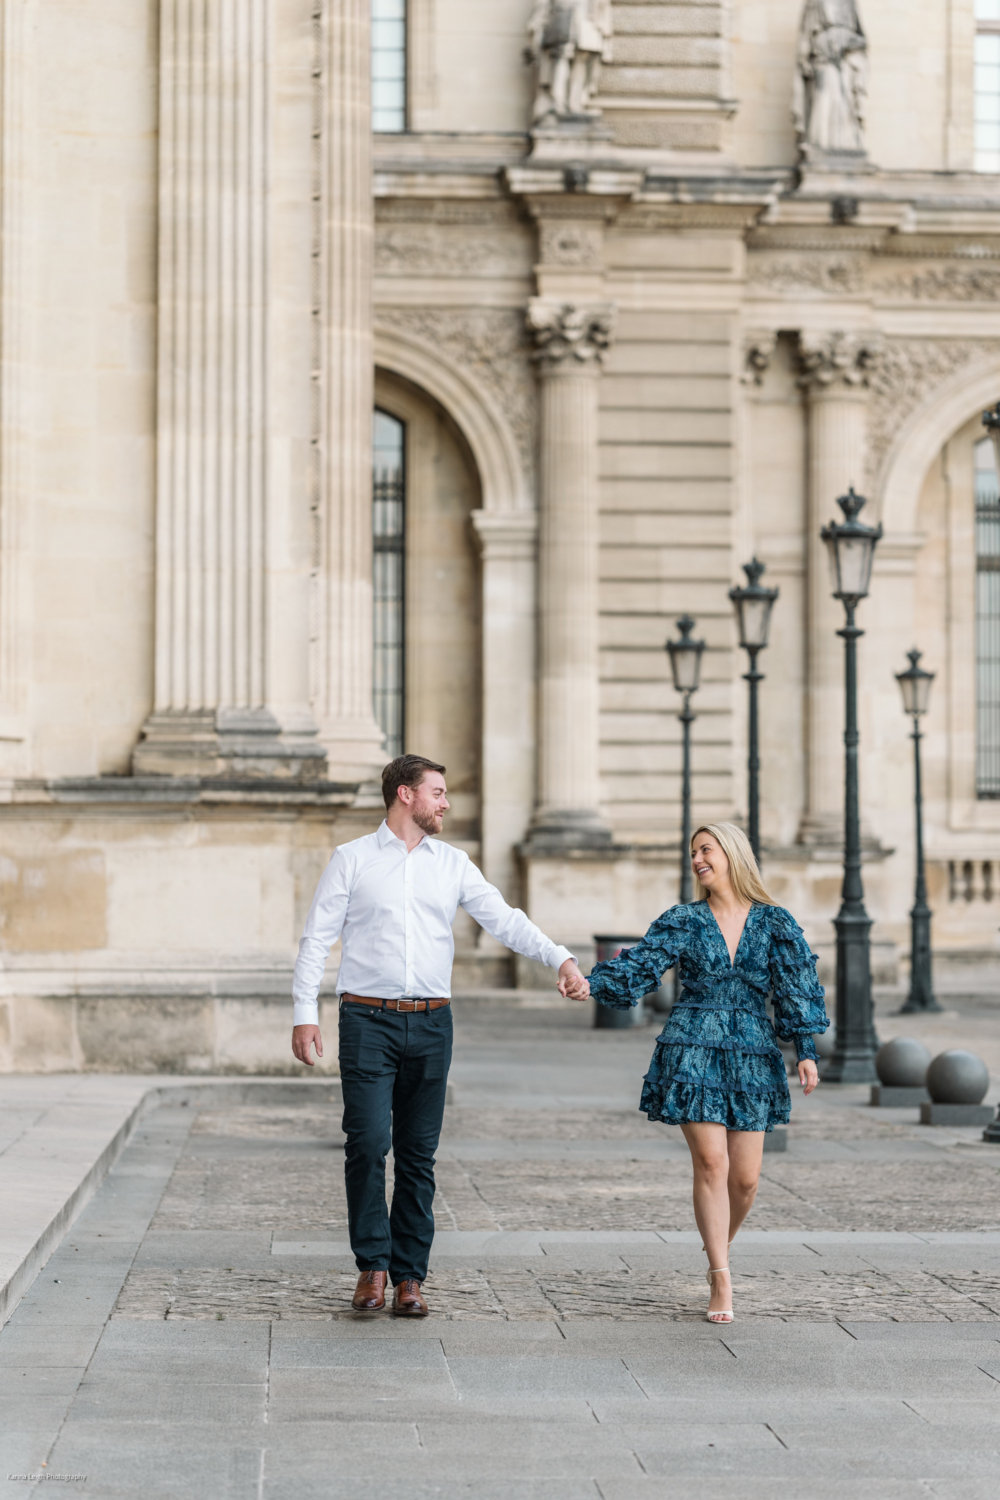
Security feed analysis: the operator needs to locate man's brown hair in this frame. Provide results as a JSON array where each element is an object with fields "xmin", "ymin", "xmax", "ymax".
[{"xmin": 381, "ymin": 754, "xmax": 446, "ymax": 811}]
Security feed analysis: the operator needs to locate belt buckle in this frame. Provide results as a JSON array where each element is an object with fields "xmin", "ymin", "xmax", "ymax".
[{"xmin": 397, "ymin": 999, "xmax": 416, "ymax": 1013}]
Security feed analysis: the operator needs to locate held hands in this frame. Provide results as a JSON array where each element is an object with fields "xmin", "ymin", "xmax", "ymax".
[
  {"xmin": 557, "ymin": 959, "xmax": 590, "ymax": 1002},
  {"xmin": 292, "ymin": 1024, "xmax": 323, "ymax": 1067},
  {"xmin": 798, "ymin": 1058, "xmax": 819, "ymax": 1095}
]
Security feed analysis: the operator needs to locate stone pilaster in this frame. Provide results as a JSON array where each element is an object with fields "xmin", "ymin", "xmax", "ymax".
[
  {"xmin": 471, "ymin": 510, "xmax": 538, "ymax": 898},
  {"xmin": 136, "ymin": 0, "xmax": 325, "ymax": 781},
  {"xmin": 797, "ymin": 330, "xmax": 882, "ymax": 845},
  {"xmin": 312, "ymin": 0, "xmax": 385, "ymax": 783},
  {"xmin": 525, "ymin": 300, "xmax": 615, "ymax": 849}
]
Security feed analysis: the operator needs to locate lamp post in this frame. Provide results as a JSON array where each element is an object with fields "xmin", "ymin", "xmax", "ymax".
[
  {"xmin": 820, "ymin": 488, "xmax": 882, "ymax": 1083},
  {"xmin": 666, "ymin": 615, "xmax": 706, "ymax": 906},
  {"xmin": 895, "ymin": 650, "xmax": 941, "ymax": 1014},
  {"xmin": 729, "ymin": 558, "xmax": 779, "ymax": 864},
  {"xmin": 983, "ymin": 400, "xmax": 1000, "ymax": 473}
]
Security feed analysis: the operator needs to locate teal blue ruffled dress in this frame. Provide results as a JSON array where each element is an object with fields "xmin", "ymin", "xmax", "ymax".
[{"xmin": 589, "ymin": 902, "xmax": 829, "ymax": 1133}]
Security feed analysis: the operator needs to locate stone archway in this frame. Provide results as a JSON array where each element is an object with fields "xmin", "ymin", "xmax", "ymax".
[
  {"xmin": 373, "ymin": 329, "xmax": 537, "ymax": 906},
  {"xmin": 876, "ymin": 354, "xmax": 1000, "ymax": 539}
]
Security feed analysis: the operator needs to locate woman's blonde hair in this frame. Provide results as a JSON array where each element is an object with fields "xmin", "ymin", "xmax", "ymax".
[{"xmin": 690, "ymin": 821, "xmax": 778, "ymax": 907}]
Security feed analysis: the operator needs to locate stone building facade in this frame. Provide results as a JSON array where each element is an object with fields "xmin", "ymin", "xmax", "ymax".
[{"xmin": 3, "ymin": 0, "xmax": 1000, "ymax": 1071}]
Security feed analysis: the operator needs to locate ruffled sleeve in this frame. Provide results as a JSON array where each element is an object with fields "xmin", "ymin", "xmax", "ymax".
[
  {"xmin": 768, "ymin": 907, "xmax": 829, "ymax": 1062},
  {"xmin": 588, "ymin": 907, "xmax": 694, "ymax": 1011}
]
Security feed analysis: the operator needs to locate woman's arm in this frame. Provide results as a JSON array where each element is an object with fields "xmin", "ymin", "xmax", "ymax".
[{"xmin": 588, "ymin": 910, "xmax": 689, "ymax": 1011}]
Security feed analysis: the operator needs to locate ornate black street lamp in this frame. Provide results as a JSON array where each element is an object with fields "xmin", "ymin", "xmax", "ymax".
[
  {"xmin": 820, "ymin": 488, "xmax": 882, "ymax": 1083},
  {"xmin": 895, "ymin": 650, "xmax": 941, "ymax": 1014},
  {"xmin": 729, "ymin": 558, "xmax": 779, "ymax": 864},
  {"xmin": 666, "ymin": 615, "xmax": 705, "ymax": 906},
  {"xmin": 982, "ymin": 399, "xmax": 1000, "ymax": 472}
]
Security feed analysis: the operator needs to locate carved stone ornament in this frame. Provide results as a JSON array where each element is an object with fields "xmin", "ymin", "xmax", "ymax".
[
  {"xmin": 527, "ymin": 301, "xmax": 616, "ymax": 371},
  {"xmin": 747, "ymin": 253, "xmax": 867, "ymax": 296},
  {"xmin": 526, "ymin": 0, "xmax": 613, "ymax": 125},
  {"xmin": 375, "ymin": 221, "xmax": 532, "ymax": 278},
  {"xmin": 871, "ymin": 262, "xmax": 1000, "ymax": 303},
  {"xmin": 792, "ymin": 0, "xmax": 868, "ymax": 159},
  {"xmin": 797, "ymin": 329, "xmax": 883, "ymax": 391},
  {"xmin": 376, "ymin": 306, "xmax": 537, "ymax": 484},
  {"xmin": 537, "ymin": 219, "xmax": 605, "ymax": 269},
  {"xmin": 865, "ymin": 338, "xmax": 1000, "ymax": 487},
  {"xmin": 742, "ymin": 334, "xmax": 777, "ymax": 387}
]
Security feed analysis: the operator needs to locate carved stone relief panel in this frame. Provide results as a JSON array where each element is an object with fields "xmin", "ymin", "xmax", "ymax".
[
  {"xmin": 376, "ymin": 307, "xmax": 537, "ymax": 489},
  {"xmin": 375, "ymin": 202, "xmax": 533, "ymax": 278},
  {"xmin": 871, "ymin": 263, "xmax": 1000, "ymax": 302},
  {"xmin": 746, "ymin": 252, "xmax": 868, "ymax": 297}
]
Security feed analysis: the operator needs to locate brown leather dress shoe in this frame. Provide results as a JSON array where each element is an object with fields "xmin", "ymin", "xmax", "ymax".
[
  {"xmin": 392, "ymin": 1278, "xmax": 428, "ymax": 1316},
  {"xmin": 352, "ymin": 1270, "xmax": 387, "ymax": 1311}
]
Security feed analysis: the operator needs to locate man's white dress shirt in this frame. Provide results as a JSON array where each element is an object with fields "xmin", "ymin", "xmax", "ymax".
[{"xmin": 292, "ymin": 821, "xmax": 574, "ymax": 1026}]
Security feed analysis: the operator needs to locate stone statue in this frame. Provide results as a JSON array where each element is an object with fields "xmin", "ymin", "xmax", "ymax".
[
  {"xmin": 793, "ymin": 0, "xmax": 868, "ymax": 157},
  {"xmin": 526, "ymin": 0, "xmax": 613, "ymax": 125}
]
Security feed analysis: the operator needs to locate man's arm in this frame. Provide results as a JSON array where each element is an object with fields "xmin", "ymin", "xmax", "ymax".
[
  {"xmin": 291, "ymin": 849, "xmax": 352, "ymax": 1064},
  {"xmin": 459, "ymin": 860, "xmax": 590, "ymax": 1000}
]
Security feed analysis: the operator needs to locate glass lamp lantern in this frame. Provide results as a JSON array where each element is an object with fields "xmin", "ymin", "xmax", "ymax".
[
  {"xmin": 820, "ymin": 488, "xmax": 883, "ymax": 605},
  {"xmin": 896, "ymin": 648, "xmax": 935, "ymax": 718},
  {"xmin": 666, "ymin": 615, "xmax": 705, "ymax": 695},
  {"xmin": 729, "ymin": 557, "xmax": 779, "ymax": 651}
]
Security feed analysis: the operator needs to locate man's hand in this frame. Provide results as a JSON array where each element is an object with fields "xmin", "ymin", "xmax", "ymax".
[
  {"xmin": 292, "ymin": 1024, "xmax": 323, "ymax": 1067},
  {"xmin": 557, "ymin": 959, "xmax": 590, "ymax": 1002},
  {"xmin": 797, "ymin": 1058, "xmax": 819, "ymax": 1095}
]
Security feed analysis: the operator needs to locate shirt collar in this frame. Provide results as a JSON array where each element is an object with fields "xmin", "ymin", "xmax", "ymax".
[{"xmin": 377, "ymin": 819, "xmax": 438, "ymax": 855}]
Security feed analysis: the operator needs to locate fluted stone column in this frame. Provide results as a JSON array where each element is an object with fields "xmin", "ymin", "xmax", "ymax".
[
  {"xmin": 313, "ymin": 0, "xmax": 385, "ymax": 782},
  {"xmin": 526, "ymin": 301, "xmax": 615, "ymax": 848},
  {"xmin": 798, "ymin": 331, "xmax": 882, "ymax": 845},
  {"xmin": 136, "ymin": 0, "xmax": 324, "ymax": 780}
]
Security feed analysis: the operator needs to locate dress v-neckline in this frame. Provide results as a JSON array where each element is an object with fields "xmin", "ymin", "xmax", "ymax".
[{"xmin": 705, "ymin": 901, "xmax": 754, "ymax": 969}]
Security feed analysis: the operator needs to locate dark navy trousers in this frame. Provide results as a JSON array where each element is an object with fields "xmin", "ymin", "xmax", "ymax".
[{"xmin": 338, "ymin": 1001, "xmax": 453, "ymax": 1286}]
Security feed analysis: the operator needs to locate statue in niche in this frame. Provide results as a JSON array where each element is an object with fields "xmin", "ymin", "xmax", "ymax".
[
  {"xmin": 793, "ymin": 0, "xmax": 868, "ymax": 157},
  {"xmin": 526, "ymin": 0, "xmax": 613, "ymax": 125}
]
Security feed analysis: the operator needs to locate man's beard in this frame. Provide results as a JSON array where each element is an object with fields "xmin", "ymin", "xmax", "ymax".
[{"xmin": 413, "ymin": 805, "xmax": 441, "ymax": 835}]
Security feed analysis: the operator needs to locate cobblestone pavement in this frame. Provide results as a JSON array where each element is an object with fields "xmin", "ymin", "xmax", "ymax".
[{"xmin": 3, "ymin": 996, "xmax": 1000, "ymax": 1499}]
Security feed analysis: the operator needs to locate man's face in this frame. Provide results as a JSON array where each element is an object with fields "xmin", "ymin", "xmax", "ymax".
[{"xmin": 404, "ymin": 773, "xmax": 450, "ymax": 835}]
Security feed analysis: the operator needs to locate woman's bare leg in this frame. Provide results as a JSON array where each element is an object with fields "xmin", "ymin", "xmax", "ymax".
[
  {"xmin": 725, "ymin": 1130, "xmax": 764, "ymax": 1243},
  {"xmin": 681, "ymin": 1122, "xmax": 732, "ymax": 1314}
]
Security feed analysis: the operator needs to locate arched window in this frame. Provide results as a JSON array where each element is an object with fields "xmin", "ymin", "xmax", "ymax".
[
  {"xmin": 373, "ymin": 410, "xmax": 406, "ymax": 757},
  {"xmin": 975, "ymin": 435, "xmax": 1000, "ymax": 795},
  {"xmin": 373, "ymin": 0, "xmax": 406, "ymax": 133}
]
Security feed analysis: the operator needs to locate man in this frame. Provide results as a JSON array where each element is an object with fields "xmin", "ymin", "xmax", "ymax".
[{"xmin": 292, "ymin": 754, "xmax": 590, "ymax": 1317}]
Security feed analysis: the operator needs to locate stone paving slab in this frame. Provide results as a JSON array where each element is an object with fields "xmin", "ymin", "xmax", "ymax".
[
  {"xmin": 0, "ymin": 1076, "xmax": 348, "ymax": 1326},
  {"xmin": 4, "ymin": 1000, "xmax": 1000, "ymax": 1498}
]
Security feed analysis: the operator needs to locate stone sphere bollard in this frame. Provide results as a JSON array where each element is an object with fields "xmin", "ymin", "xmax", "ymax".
[
  {"xmin": 876, "ymin": 1037, "xmax": 931, "ymax": 1088},
  {"xmin": 926, "ymin": 1049, "xmax": 990, "ymax": 1105}
]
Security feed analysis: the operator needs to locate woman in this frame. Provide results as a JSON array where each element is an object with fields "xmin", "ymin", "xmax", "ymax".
[{"xmin": 589, "ymin": 822, "xmax": 828, "ymax": 1324}]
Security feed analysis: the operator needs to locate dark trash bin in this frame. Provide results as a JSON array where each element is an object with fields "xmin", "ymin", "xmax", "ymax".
[{"xmin": 592, "ymin": 935, "xmax": 653, "ymax": 1028}]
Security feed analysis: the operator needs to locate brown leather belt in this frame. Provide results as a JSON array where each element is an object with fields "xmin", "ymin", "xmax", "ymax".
[{"xmin": 341, "ymin": 993, "xmax": 450, "ymax": 1013}]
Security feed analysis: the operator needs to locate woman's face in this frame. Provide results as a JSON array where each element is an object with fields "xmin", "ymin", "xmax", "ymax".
[{"xmin": 691, "ymin": 832, "xmax": 730, "ymax": 893}]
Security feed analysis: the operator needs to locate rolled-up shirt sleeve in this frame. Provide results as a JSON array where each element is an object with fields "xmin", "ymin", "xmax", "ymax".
[
  {"xmin": 292, "ymin": 849, "xmax": 352, "ymax": 1026},
  {"xmin": 458, "ymin": 858, "xmax": 574, "ymax": 971}
]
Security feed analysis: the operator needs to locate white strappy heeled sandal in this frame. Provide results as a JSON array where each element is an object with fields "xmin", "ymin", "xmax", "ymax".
[{"xmin": 705, "ymin": 1267, "xmax": 733, "ymax": 1324}]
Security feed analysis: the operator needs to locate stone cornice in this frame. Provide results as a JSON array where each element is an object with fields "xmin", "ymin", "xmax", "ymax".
[{"xmin": 0, "ymin": 777, "xmax": 361, "ymax": 811}]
